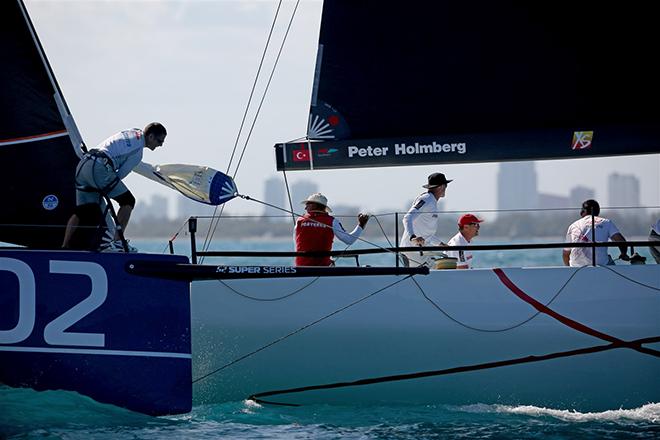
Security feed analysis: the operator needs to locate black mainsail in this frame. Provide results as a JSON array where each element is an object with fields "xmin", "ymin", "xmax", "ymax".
[
  {"xmin": 1, "ymin": 0, "xmax": 84, "ymax": 248},
  {"xmin": 276, "ymin": 1, "xmax": 660, "ymax": 171}
]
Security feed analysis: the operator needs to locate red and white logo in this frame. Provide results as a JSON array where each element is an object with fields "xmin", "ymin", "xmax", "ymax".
[
  {"xmin": 572, "ymin": 131, "xmax": 593, "ymax": 150},
  {"xmin": 292, "ymin": 146, "xmax": 310, "ymax": 162}
]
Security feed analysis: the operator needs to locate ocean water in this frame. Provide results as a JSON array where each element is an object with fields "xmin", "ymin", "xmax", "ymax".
[
  {"xmin": 2, "ymin": 238, "xmax": 658, "ymax": 439},
  {"xmin": 2, "ymin": 385, "xmax": 659, "ymax": 439}
]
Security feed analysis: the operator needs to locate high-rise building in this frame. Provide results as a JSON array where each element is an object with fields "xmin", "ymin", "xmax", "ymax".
[
  {"xmin": 538, "ymin": 193, "xmax": 569, "ymax": 209},
  {"xmin": 262, "ymin": 176, "xmax": 285, "ymax": 222},
  {"xmin": 149, "ymin": 194, "xmax": 169, "ymax": 220},
  {"xmin": 176, "ymin": 194, "xmax": 216, "ymax": 220},
  {"xmin": 608, "ymin": 173, "xmax": 640, "ymax": 207},
  {"xmin": 290, "ymin": 180, "xmax": 319, "ymax": 215},
  {"xmin": 131, "ymin": 194, "xmax": 170, "ymax": 222},
  {"xmin": 497, "ymin": 162, "xmax": 539, "ymax": 214},
  {"xmin": 569, "ymin": 185, "xmax": 595, "ymax": 207}
]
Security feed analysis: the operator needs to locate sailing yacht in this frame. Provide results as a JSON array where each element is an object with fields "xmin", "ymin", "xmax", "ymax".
[{"xmin": 1, "ymin": 0, "xmax": 659, "ymax": 415}]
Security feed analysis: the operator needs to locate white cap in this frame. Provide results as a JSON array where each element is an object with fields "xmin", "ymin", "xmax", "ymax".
[{"xmin": 301, "ymin": 192, "xmax": 332, "ymax": 212}]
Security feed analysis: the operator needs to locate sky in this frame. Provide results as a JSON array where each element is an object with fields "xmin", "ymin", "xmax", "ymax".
[{"xmin": 25, "ymin": 0, "xmax": 660, "ymax": 219}]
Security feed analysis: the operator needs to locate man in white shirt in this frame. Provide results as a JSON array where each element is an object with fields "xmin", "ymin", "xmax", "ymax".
[
  {"xmin": 446, "ymin": 214, "xmax": 483, "ymax": 269},
  {"xmin": 62, "ymin": 122, "xmax": 167, "ymax": 251},
  {"xmin": 400, "ymin": 172, "xmax": 451, "ymax": 266},
  {"xmin": 562, "ymin": 199, "xmax": 628, "ymax": 267}
]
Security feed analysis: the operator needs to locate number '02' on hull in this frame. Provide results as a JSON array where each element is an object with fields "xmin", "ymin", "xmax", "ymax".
[{"xmin": 0, "ymin": 250, "xmax": 192, "ymax": 416}]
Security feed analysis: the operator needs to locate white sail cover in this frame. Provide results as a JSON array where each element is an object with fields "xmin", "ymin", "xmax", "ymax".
[{"xmin": 134, "ymin": 162, "xmax": 238, "ymax": 205}]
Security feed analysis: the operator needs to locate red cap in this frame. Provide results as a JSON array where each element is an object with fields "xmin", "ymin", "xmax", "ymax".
[{"xmin": 458, "ymin": 213, "xmax": 483, "ymax": 228}]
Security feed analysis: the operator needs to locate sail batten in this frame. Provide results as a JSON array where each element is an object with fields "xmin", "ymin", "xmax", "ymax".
[
  {"xmin": 276, "ymin": 1, "xmax": 659, "ymax": 171},
  {"xmin": 0, "ymin": 130, "xmax": 69, "ymax": 147}
]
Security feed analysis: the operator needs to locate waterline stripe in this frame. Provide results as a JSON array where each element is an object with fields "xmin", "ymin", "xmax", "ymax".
[
  {"xmin": 0, "ymin": 130, "xmax": 68, "ymax": 147},
  {"xmin": 0, "ymin": 345, "xmax": 191, "ymax": 359}
]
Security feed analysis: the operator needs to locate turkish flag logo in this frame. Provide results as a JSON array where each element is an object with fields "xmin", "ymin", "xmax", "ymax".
[{"xmin": 292, "ymin": 146, "xmax": 310, "ymax": 162}]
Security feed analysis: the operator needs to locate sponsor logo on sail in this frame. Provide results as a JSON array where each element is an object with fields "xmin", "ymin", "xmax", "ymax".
[
  {"xmin": 316, "ymin": 148, "xmax": 338, "ymax": 158},
  {"xmin": 572, "ymin": 131, "xmax": 593, "ymax": 150},
  {"xmin": 347, "ymin": 141, "xmax": 467, "ymax": 158},
  {"xmin": 42, "ymin": 195, "xmax": 59, "ymax": 210}
]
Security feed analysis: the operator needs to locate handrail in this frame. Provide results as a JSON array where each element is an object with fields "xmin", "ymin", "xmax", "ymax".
[{"xmin": 195, "ymin": 240, "xmax": 657, "ymax": 258}]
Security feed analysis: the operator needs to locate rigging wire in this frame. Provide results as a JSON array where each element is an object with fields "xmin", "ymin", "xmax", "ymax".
[
  {"xmin": 201, "ymin": 0, "xmax": 301, "ymax": 257},
  {"xmin": 191, "ymin": 274, "xmax": 414, "ymax": 384},
  {"xmin": 411, "ymin": 265, "xmax": 587, "ymax": 333},
  {"xmin": 199, "ymin": 0, "xmax": 284, "ymax": 261},
  {"xmin": 231, "ymin": 0, "xmax": 301, "ymax": 180},
  {"xmin": 282, "ymin": 168, "xmax": 297, "ymax": 226}
]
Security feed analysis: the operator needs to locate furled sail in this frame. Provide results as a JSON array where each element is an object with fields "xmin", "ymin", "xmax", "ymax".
[
  {"xmin": 276, "ymin": 1, "xmax": 660, "ymax": 171},
  {"xmin": 0, "ymin": 0, "xmax": 84, "ymax": 248}
]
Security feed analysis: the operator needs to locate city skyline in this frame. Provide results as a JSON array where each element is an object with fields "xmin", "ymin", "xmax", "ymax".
[{"xmin": 145, "ymin": 165, "xmax": 646, "ymax": 221}]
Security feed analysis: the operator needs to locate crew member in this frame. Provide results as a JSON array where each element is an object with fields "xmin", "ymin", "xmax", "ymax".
[
  {"xmin": 294, "ymin": 193, "xmax": 369, "ymax": 266},
  {"xmin": 400, "ymin": 172, "xmax": 451, "ymax": 266},
  {"xmin": 563, "ymin": 199, "xmax": 628, "ymax": 266},
  {"xmin": 61, "ymin": 122, "xmax": 167, "ymax": 252},
  {"xmin": 446, "ymin": 213, "xmax": 483, "ymax": 269}
]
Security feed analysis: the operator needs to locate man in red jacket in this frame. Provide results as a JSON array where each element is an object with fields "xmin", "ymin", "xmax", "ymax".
[{"xmin": 294, "ymin": 193, "xmax": 369, "ymax": 266}]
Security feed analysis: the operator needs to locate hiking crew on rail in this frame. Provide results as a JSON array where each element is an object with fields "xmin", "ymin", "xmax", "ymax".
[{"xmin": 294, "ymin": 193, "xmax": 369, "ymax": 266}]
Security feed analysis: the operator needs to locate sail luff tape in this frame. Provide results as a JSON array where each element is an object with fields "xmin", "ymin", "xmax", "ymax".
[
  {"xmin": 307, "ymin": 141, "xmax": 314, "ymax": 170},
  {"xmin": 54, "ymin": 93, "xmax": 83, "ymax": 157},
  {"xmin": 310, "ymin": 43, "xmax": 324, "ymax": 107}
]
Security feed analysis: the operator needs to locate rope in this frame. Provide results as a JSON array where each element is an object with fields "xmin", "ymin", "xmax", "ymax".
[
  {"xmin": 411, "ymin": 265, "xmax": 587, "ymax": 333},
  {"xmin": 493, "ymin": 268, "xmax": 660, "ymax": 357},
  {"xmin": 244, "ymin": 267, "xmax": 660, "ymax": 404},
  {"xmin": 160, "ymin": 219, "xmax": 189, "ymax": 254},
  {"xmin": 248, "ymin": 336, "xmax": 660, "ymax": 406},
  {"xmin": 191, "ymin": 274, "xmax": 413, "ymax": 384},
  {"xmin": 218, "ymin": 277, "xmax": 320, "ymax": 301},
  {"xmin": 599, "ymin": 265, "xmax": 660, "ymax": 292}
]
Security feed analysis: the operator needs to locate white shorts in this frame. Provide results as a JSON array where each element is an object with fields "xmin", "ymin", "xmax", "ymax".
[{"xmin": 75, "ymin": 155, "xmax": 128, "ymax": 205}]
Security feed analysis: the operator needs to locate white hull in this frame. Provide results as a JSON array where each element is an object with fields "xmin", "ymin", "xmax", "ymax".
[{"xmin": 191, "ymin": 265, "xmax": 660, "ymax": 410}]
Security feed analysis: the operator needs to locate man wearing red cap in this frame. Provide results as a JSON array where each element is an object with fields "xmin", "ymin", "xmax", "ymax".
[{"xmin": 446, "ymin": 213, "xmax": 483, "ymax": 269}]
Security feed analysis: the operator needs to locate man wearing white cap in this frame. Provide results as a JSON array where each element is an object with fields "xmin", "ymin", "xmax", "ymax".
[
  {"xmin": 446, "ymin": 214, "xmax": 484, "ymax": 269},
  {"xmin": 294, "ymin": 193, "xmax": 369, "ymax": 266},
  {"xmin": 400, "ymin": 172, "xmax": 451, "ymax": 266}
]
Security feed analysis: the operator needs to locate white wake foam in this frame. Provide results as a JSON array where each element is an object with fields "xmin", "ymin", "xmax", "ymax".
[{"xmin": 454, "ymin": 402, "xmax": 660, "ymax": 423}]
